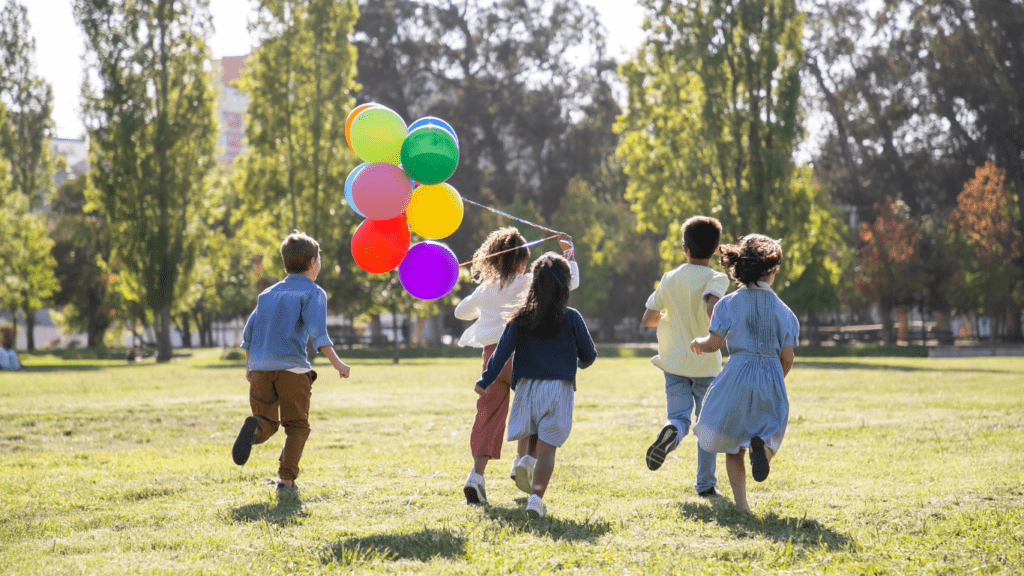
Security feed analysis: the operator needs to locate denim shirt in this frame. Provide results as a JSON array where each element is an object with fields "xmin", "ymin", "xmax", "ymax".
[{"xmin": 240, "ymin": 274, "xmax": 334, "ymax": 371}]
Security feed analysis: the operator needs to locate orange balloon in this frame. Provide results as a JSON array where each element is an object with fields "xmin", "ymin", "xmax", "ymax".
[{"xmin": 345, "ymin": 103, "xmax": 380, "ymax": 152}]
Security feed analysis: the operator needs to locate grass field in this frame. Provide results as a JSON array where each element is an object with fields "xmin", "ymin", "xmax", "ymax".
[{"xmin": 1, "ymin": 349, "xmax": 1022, "ymax": 575}]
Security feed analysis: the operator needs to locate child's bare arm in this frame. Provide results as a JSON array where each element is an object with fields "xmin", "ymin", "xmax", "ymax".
[
  {"xmin": 642, "ymin": 308, "xmax": 661, "ymax": 328},
  {"xmin": 705, "ymin": 294, "xmax": 720, "ymax": 318},
  {"xmin": 780, "ymin": 346, "xmax": 794, "ymax": 377},
  {"xmin": 319, "ymin": 345, "xmax": 351, "ymax": 378},
  {"xmin": 690, "ymin": 332, "xmax": 724, "ymax": 355}
]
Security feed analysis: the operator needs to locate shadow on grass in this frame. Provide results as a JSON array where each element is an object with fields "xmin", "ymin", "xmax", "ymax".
[
  {"xmin": 797, "ymin": 360, "xmax": 1022, "ymax": 374},
  {"xmin": 230, "ymin": 497, "xmax": 307, "ymax": 525},
  {"xmin": 320, "ymin": 528, "xmax": 467, "ymax": 564},
  {"xmin": 482, "ymin": 503, "xmax": 611, "ymax": 542},
  {"xmin": 679, "ymin": 500, "xmax": 854, "ymax": 549}
]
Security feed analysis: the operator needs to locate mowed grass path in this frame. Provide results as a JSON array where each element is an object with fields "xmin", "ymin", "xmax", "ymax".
[{"xmin": 1, "ymin": 350, "xmax": 1022, "ymax": 575}]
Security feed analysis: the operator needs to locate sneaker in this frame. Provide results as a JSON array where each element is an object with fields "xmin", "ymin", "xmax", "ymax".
[
  {"xmin": 697, "ymin": 487, "xmax": 723, "ymax": 498},
  {"xmin": 526, "ymin": 494, "xmax": 546, "ymax": 519},
  {"xmin": 514, "ymin": 455, "xmax": 536, "ymax": 494},
  {"xmin": 232, "ymin": 416, "xmax": 259, "ymax": 465},
  {"xmin": 463, "ymin": 471, "xmax": 487, "ymax": 506},
  {"xmin": 645, "ymin": 424, "xmax": 678, "ymax": 471},
  {"xmin": 276, "ymin": 481, "xmax": 299, "ymax": 494},
  {"xmin": 509, "ymin": 456, "xmax": 520, "ymax": 481},
  {"xmin": 749, "ymin": 436, "xmax": 770, "ymax": 482}
]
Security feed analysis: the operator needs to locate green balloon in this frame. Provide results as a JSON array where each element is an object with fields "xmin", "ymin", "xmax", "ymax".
[
  {"xmin": 351, "ymin": 108, "xmax": 407, "ymax": 164},
  {"xmin": 400, "ymin": 126, "xmax": 459, "ymax": 185}
]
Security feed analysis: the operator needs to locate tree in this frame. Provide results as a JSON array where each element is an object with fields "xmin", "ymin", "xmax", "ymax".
[
  {"xmin": 617, "ymin": 0, "xmax": 843, "ymax": 312},
  {"xmin": 236, "ymin": 0, "xmax": 361, "ymax": 349},
  {"xmin": 850, "ymin": 197, "xmax": 923, "ymax": 344},
  {"xmin": 75, "ymin": 0, "xmax": 217, "ymax": 361},
  {"xmin": 0, "ymin": 0, "xmax": 58, "ymax": 350},
  {"xmin": 948, "ymin": 162, "xmax": 1023, "ymax": 340},
  {"xmin": 49, "ymin": 176, "xmax": 117, "ymax": 348}
]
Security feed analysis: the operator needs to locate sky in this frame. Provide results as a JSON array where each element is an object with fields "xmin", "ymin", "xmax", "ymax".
[{"xmin": 27, "ymin": 0, "xmax": 647, "ymax": 140}]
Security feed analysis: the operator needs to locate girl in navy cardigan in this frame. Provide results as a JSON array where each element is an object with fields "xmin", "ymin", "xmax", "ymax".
[{"xmin": 476, "ymin": 252, "xmax": 597, "ymax": 519}]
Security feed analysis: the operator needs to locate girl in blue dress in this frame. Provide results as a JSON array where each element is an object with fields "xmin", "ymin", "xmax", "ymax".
[{"xmin": 690, "ymin": 234, "xmax": 798, "ymax": 512}]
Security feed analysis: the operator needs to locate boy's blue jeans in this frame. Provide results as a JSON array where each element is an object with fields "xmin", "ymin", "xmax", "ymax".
[{"xmin": 664, "ymin": 372, "xmax": 717, "ymax": 493}]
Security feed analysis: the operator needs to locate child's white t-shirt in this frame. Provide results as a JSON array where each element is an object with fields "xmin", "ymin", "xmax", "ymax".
[
  {"xmin": 455, "ymin": 260, "xmax": 580, "ymax": 348},
  {"xmin": 645, "ymin": 263, "xmax": 729, "ymax": 377}
]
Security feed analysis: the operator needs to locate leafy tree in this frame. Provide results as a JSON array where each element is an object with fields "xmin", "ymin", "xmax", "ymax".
[
  {"xmin": 0, "ymin": 0, "xmax": 58, "ymax": 350},
  {"xmin": 236, "ymin": 0, "xmax": 362, "ymax": 347},
  {"xmin": 353, "ymin": 0, "xmax": 619, "ymax": 256},
  {"xmin": 948, "ymin": 162, "xmax": 1023, "ymax": 340},
  {"xmin": 49, "ymin": 176, "xmax": 117, "ymax": 347},
  {"xmin": 617, "ymin": 0, "xmax": 843, "ymax": 313},
  {"xmin": 75, "ymin": 0, "xmax": 218, "ymax": 361},
  {"xmin": 850, "ymin": 197, "xmax": 923, "ymax": 344}
]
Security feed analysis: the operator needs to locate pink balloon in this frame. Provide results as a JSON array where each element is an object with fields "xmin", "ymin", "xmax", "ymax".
[{"xmin": 351, "ymin": 163, "xmax": 413, "ymax": 220}]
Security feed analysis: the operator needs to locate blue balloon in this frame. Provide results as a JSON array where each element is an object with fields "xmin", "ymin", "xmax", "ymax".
[
  {"xmin": 344, "ymin": 163, "xmax": 368, "ymax": 217},
  {"xmin": 408, "ymin": 117, "xmax": 459, "ymax": 148}
]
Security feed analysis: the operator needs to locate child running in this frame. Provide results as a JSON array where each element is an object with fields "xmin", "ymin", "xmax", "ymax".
[
  {"xmin": 475, "ymin": 252, "xmax": 597, "ymax": 518},
  {"xmin": 455, "ymin": 227, "xmax": 578, "ymax": 505},
  {"xmin": 641, "ymin": 216, "xmax": 729, "ymax": 498},
  {"xmin": 232, "ymin": 232, "xmax": 351, "ymax": 495},
  {"xmin": 690, "ymin": 234, "xmax": 798, "ymax": 512}
]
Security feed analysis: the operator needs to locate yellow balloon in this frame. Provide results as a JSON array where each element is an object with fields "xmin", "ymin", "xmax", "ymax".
[{"xmin": 406, "ymin": 183, "xmax": 464, "ymax": 239}]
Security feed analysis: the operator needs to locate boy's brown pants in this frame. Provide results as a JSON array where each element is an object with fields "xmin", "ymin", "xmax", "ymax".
[{"xmin": 246, "ymin": 369, "xmax": 317, "ymax": 482}]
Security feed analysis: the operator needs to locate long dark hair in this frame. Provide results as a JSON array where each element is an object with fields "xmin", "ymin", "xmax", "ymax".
[
  {"xmin": 470, "ymin": 227, "xmax": 530, "ymax": 288},
  {"xmin": 509, "ymin": 252, "xmax": 571, "ymax": 339},
  {"xmin": 719, "ymin": 234, "xmax": 783, "ymax": 286}
]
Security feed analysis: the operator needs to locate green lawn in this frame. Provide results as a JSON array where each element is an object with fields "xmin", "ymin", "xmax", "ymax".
[{"xmin": 1, "ymin": 350, "xmax": 1022, "ymax": 574}]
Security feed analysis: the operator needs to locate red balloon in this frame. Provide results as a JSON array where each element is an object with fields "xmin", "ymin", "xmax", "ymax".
[{"xmin": 350, "ymin": 214, "xmax": 411, "ymax": 273}]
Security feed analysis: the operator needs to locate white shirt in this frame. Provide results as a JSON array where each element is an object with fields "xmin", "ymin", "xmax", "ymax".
[{"xmin": 454, "ymin": 260, "xmax": 580, "ymax": 348}]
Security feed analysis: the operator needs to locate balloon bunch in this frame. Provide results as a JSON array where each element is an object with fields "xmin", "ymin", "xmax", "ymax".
[{"xmin": 344, "ymin": 104, "xmax": 464, "ymax": 300}]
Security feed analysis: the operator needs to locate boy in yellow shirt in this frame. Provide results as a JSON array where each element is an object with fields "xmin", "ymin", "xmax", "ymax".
[{"xmin": 641, "ymin": 216, "xmax": 729, "ymax": 498}]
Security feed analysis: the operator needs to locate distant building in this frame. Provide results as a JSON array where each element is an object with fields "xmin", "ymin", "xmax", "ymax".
[
  {"xmin": 50, "ymin": 137, "xmax": 88, "ymax": 187},
  {"xmin": 217, "ymin": 55, "xmax": 249, "ymax": 164}
]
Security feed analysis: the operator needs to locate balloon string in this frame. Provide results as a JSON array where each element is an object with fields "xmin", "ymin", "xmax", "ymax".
[
  {"xmin": 463, "ymin": 198, "xmax": 562, "ymax": 235},
  {"xmin": 459, "ymin": 234, "xmax": 561, "ymax": 268}
]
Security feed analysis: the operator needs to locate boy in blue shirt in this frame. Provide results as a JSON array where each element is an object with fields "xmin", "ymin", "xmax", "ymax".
[{"xmin": 232, "ymin": 232, "xmax": 351, "ymax": 494}]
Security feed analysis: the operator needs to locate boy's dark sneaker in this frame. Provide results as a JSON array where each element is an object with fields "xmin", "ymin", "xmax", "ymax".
[
  {"xmin": 232, "ymin": 416, "xmax": 259, "ymax": 465},
  {"xmin": 750, "ymin": 436, "xmax": 770, "ymax": 482},
  {"xmin": 276, "ymin": 481, "xmax": 299, "ymax": 495},
  {"xmin": 645, "ymin": 424, "xmax": 679, "ymax": 471},
  {"xmin": 697, "ymin": 487, "xmax": 723, "ymax": 498}
]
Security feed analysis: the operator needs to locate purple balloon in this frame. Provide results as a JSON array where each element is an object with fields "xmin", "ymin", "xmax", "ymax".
[
  {"xmin": 351, "ymin": 163, "xmax": 413, "ymax": 220},
  {"xmin": 399, "ymin": 241, "xmax": 459, "ymax": 300}
]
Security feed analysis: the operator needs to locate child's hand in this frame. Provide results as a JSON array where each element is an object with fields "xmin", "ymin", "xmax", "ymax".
[
  {"xmin": 474, "ymin": 384, "xmax": 486, "ymax": 395},
  {"xmin": 334, "ymin": 361, "xmax": 351, "ymax": 379},
  {"xmin": 690, "ymin": 338, "xmax": 704, "ymax": 355},
  {"xmin": 557, "ymin": 233, "xmax": 574, "ymax": 256}
]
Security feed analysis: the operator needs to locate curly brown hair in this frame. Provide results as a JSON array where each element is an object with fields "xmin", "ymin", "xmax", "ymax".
[
  {"xmin": 508, "ymin": 252, "xmax": 572, "ymax": 339},
  {"xmin": 719, "ymin": 234, "xmax": 783, "ymax": 286},
  {"xmin": 470, "ymin": 227, "xmax": 530, "ymax": 288}
]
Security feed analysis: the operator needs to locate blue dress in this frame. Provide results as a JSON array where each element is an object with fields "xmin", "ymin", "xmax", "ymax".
[{"xmin": 694, "ymin": 282, "xmax": 799, "ymax": 455}]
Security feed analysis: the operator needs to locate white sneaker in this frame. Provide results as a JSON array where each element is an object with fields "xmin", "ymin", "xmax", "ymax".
[
  {"xmin": 526, "ymin": 494, "xmax": 546, "ymax": 519},
  {"xmin": 509, "ymin": 455, "xmax": 520, "ymax": 481},
  {"xmin": 514, "ymin": 455, "xmax": 536, "ymax": 494},
  {"xmin": 463, "ymin": 471, "xmax": 487, "ymax": 505}
]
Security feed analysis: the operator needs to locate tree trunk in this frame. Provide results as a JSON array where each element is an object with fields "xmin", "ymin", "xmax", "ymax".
[
  {"xmin": 896, "ymin": 305, "xmax": 909, "ymax": 343},
  {"xmin": 391, "ymin": 302, "xmax": 400, "ymax": 365},
  {"xmin": 369, "ymin": 314, "xmax": 384, "ymax": 347},
  {"xmin": 1006, "ymin": 308, "xmax": 1023, "ymax": 342},
  {"xmin": 179, "ymin": 313, "xmax": 192, "ymax": 348},
  {"xmin": 87, "ymin": 302, "xmax": 100, "ymax": 348},
  {"xmin": 933, "ymin": 309, "xmax": 953, "ymax": 345},
  {"xmin": 880, "ymin": 301, "xmax": 895, "ymax": 345},
  {"xmin": 25, "ymin": 309, "xmax": 36, "ymax": 351},
  {"xmin": 156, "ymin": 305, "xmax": 173, "ymax": 362}
]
